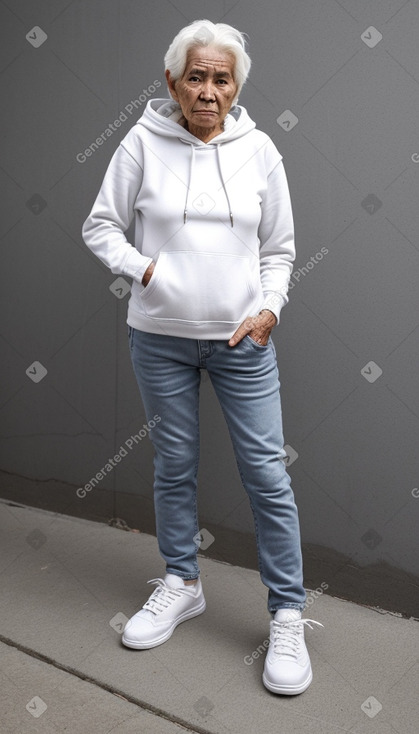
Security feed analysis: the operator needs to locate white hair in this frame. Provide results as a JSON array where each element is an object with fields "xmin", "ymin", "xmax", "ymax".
[{"xmin": 164, "ymin": 19, "xmax": 251, "ymax": 102}]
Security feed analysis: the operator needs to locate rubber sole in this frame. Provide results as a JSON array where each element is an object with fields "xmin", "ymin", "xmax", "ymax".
[
  {"xmin": 262, "ymin": 668, "xmax": 312, "ymax": 696},
  {"xmin": 121, "ymin": 598, "xmax": 206, "ymax": 650}
]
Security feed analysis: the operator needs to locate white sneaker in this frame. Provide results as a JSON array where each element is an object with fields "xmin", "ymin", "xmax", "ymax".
[
  {"xmin": 122, "ymin": 574, "xmax": 206, "ymax": 649},
  {"xmin": 262, "ymin": 609, "xmax": 323, "ymax": 695}
]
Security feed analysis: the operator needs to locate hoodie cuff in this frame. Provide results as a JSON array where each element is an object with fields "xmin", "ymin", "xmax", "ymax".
[
  {"xmin": 261, "ymin": 292, "xmax": 287, "ymax": 324},
  {"xmin": 259, "ymin": 308, "xmax": 278, "ymax": 325},
  {"xmin": 124, "ymin": 251, "xmax": 154, "ymax": 284}
]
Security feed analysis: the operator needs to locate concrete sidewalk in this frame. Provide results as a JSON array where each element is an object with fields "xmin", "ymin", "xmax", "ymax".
[{"xmin": 0, "ymin": 500, "xmax": 417, "ymax": 734}]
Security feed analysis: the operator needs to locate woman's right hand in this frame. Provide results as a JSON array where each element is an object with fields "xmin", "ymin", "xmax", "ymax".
[{"xmin": 142, "ymin": 262, "xmax": 155, "ymax": 287}]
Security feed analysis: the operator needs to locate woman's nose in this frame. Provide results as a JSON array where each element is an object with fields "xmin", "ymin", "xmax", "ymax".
[{"xmin": 199, "ymin": 81, "xmax": 215, "ymax": 100}]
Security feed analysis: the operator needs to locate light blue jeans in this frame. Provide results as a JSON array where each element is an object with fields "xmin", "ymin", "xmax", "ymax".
[{"xmin": 128, "ymin": 327, "xmax": 306, "ymax": 613}]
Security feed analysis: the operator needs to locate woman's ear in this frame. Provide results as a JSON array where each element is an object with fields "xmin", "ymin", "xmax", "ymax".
[{"xmin": 165, "ymin": 69, "xmax": 178, "ymax": 101}]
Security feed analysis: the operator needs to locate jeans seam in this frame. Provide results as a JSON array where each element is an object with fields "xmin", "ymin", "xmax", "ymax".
[
  {"xmin": 191, "ymin": 399, "xmax": 200, "ymax": 576},
  {"xmin": 239, "ymin": 470, "xmax": 267, "ymax": 583}
]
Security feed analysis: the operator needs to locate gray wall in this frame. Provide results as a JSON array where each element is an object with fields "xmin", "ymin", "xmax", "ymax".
[{"xmin": 1, "ymin": 0, "xmax": 418, "ymax": 615}]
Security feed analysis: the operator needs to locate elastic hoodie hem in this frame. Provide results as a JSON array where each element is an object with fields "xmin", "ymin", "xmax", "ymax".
[{"xmin": 126, "ymin": 311, "xmax": 267, "ymax": 341}]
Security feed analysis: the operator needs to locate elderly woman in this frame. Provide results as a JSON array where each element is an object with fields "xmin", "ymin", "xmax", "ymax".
[{"xmin": 82, "ymin": 19, "xmax": 321, "ymax": 695}]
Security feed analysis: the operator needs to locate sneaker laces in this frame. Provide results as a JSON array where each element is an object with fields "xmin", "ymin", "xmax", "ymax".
[
  {"xmin": 142, "ymin": 578, "xmax": 184, "ymax": 616},
  {"xmin": 271, "ymin": 618, "xmax": 324, "ymax": 658}
]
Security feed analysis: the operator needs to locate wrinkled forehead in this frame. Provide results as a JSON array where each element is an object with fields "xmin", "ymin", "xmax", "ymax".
[{"xmin": 183, "ymin": 46, "xmax": 235, "ymax": 76}]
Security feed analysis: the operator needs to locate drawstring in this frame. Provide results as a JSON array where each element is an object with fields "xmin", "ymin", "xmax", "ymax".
[
  {"xmin": 183, "ymin": 142, "xmax": 234, "ymax": 227},
  {"xmin": 216, "ymin": 144, "xmax": 234, "ymax": 227},
  {"xmin": 183, "ymin": 144, "xmax": 195, "ymax": 224}
]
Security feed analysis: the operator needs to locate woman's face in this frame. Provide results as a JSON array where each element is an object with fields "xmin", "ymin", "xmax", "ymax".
[{"xmin": 166, "ymin": 45, "xmax": 238, "ymax": 140}]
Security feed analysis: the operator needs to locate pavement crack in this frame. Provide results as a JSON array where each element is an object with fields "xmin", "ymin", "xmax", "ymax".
[{"xmin": 0, "ymin": 634, "xmax": 219, "ymax": 734}]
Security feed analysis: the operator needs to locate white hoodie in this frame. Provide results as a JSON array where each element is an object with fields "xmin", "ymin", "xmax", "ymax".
[{"xmin": 82, "ymin": 99, "xmax": 295, "ymax": 339}]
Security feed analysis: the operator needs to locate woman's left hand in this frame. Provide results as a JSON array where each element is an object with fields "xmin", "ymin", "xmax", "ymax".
[{"xmin": 228, "ymin": 310, "xmax": 277, "ymax": 347}]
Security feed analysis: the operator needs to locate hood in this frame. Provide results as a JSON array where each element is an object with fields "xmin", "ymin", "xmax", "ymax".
[
  {"xmin": 137, "ymin": 98, "xmax": 256, "ymax": 144},
  {"xmin": 136, "ymin": 98, "xmax": 256, "ymax": 227}
]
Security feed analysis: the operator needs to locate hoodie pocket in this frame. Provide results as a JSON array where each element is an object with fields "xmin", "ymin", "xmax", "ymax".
[{"xmin": 140, "ymin": 251, "xmax": 257, "ymax": 323}]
